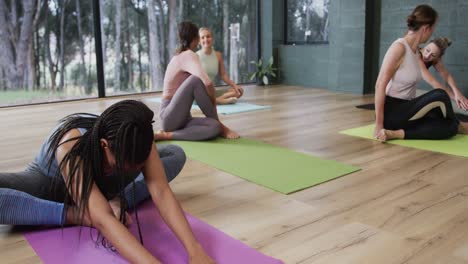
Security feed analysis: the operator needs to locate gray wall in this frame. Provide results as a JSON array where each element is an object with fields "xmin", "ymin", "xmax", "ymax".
[
  {"xmin": 261, "ymin": 0, "xmax": 468, "ymax": 94},
  {"xmin": 279, "ymin": 45, "xmax": 330, "ymax": 88},
  {"xmin": 380, "ymin": 0, "xmax": 468, "ymax": 94},
  {"xmin": 327, "ymin": 0, "xmax": 366, "ymax": 93},
  {"xmin": 260, "ymin": 0, "xmax": 283, "ymax": 69},
  {"xmin": 260, "ymin": 0, "xmax": 274, "ymax": 62},
  {"xmin": 268, "ymin": 0, "xmax": 367, "ymax": 93}
]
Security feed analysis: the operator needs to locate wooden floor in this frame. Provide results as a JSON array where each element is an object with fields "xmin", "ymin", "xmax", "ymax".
[{"xmin": 1, "ymin": 85, "xmax": 468, "ymax": 264}]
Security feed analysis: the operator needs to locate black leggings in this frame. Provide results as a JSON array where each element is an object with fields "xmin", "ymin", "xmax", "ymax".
[{"xmin": 384, "ymin": 89, "xmax": 459, "ymax": 139}]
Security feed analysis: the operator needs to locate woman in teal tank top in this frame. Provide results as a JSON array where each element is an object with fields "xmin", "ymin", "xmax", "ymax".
[{"xmin": 197, "ymin": 27, "xmax": 244, "ymax": 105}]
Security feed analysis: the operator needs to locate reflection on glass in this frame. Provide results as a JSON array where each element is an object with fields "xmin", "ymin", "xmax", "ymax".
[
  {"xmin": 102, "ymin": 0, "xmax": 258, "ymax": 95},
  {"xmin": 286, "ymin": 0, "xmax": 330, "ymax": 44},
  {"xmin": 0, "ymin": 0, "xmax": 258, "ymax": 105}
]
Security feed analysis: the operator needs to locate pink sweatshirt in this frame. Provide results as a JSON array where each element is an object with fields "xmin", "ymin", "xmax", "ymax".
[{"xmin": 162, "ymin": 50, "xmax": 212, "ymax": 98}]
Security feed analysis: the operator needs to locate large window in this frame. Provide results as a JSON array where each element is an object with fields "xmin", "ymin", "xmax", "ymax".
[
  {"xmin": 285, "ymin": 0, "xmax": 330, "ymax": 44},
  {"xmin": 183, "ymin": 0, "xmax": 258, "ymax": 86},
  {"xmin": 0, "ymin": 0, "xmax": 258, "ymax": 106},
  {"xmin": 102, "ymin": 0, "xmax": 258, "ymax": 95},
  {"xmin": 0, "ymin": 0, "xmax": 97, "ymax": 107}
]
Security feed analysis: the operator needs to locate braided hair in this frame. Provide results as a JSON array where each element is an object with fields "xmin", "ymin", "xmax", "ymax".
[{"xmin": 46, "ymin": 100, "xmax": 154, "ymax": 246}]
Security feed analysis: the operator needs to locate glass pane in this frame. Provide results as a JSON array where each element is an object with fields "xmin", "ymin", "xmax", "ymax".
[
  {"xmin": 102, "ymin": 0, "xmax": 258, "ymax": 96},
  {"xmin": 0, "ymin": 0, "xmax": 98, "ymax": 107},
  {"xmin": 100, "ymin": 0, "xmax": 151, "ymax": 95},
  {"xmin": 286, "ymin": 0, "xmax": 330, "ymax": 44},
  {"xmin": 183, "ymin": 0, "xmax": 258, "ymax": 85}
]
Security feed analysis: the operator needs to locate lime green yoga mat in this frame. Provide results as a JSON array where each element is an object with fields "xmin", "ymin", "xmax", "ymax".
[
  {"xmin": 340, "ymin": 124, "xmax": 468, "ymax": 157},
  {"xmin": 160, "ymin": 138, "xmax": 360, "ymax": 194}
]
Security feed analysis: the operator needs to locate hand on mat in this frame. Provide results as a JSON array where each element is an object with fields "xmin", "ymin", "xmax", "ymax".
[
  {"xmin": 189, "ymin": 243, "xmax": 216, "ymax": 264},
  {"xmin": 454, "ymin": 93, "xmax": 468, "ymax": 111}
]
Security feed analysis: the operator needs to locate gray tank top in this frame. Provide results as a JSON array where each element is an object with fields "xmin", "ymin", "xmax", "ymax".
[
  {"xmin": 34, "ymin": 127, "xmax": 141, "ymax": 199},
  {"xmin": 34, "ymin": 127, "xmax": 87, "ymax": 178}
]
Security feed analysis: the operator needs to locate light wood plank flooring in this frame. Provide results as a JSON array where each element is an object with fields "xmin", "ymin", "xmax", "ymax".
[{"xmin": 1, "ymin": 85, "xmax": 467, "ymax": 263}]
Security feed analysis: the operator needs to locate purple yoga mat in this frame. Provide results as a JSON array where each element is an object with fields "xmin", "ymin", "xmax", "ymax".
[{"xmin": 24, "ymin": 201, "xmax": 283, "ymax": 264}]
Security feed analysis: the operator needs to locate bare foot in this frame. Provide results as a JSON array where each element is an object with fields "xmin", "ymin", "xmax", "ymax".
[
  {"xmin": 221, "ymin": 127, "xmax": 240, "ymax": 139},
  {"xmin": 216, "ymin": 97, "xmax": 238, "ymax": 105},
  {"xmin": 375, "ymin": 129, "xmax": 404, "ymax": 142},
  {"xmin": 154, "ymin": 129, "xmax": 173, "ymax": 141},
  {"xmin": 458, "ymin": 122, "xmax": 468, "ymax": 134}
]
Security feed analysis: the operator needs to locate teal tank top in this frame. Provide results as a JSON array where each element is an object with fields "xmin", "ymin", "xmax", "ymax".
[{"xmin": 197, "ymin": 49, "xmax": 219, "ymax": 81}]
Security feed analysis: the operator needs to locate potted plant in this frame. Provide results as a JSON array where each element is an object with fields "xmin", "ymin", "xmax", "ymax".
[{"xmin": 249, "ymin": 56, "xmax": 277, "ymax": 85}]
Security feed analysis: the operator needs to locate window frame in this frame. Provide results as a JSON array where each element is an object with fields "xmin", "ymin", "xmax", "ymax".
[{"xmin": 0, "ymin": 0, "xmax": 260, "ymax": 108}]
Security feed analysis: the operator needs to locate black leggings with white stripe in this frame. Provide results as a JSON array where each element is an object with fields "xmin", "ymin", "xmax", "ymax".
[{"xmin": 384, "ymin": 89, "xmax": 459, "ymax": 139}]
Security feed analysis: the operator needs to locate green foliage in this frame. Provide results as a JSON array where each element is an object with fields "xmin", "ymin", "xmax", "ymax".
[
  {"xmin": 1, "ymin": 0, "xmax": 259, "ymax": 106},
  {"xmin": 0, "ymin": 90, "xmax": 64, "ymax": 104},
  {"xmin": 249, "ymin": 56, "xmax": 277, "ymax": 85}
]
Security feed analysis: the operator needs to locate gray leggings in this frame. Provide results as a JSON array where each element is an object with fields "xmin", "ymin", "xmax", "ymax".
[{"xmin": 159, "ymin": 75, "xmax": 221, "ymax": 141}]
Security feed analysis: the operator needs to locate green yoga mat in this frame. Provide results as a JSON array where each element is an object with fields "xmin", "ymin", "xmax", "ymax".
[
  {"xmin": 160, "ymin": 138, "xmax": 360, "ymax": 194},
  {"xmin": 340, "ymin": 124, "xmax": 468, "ymax": 157}
]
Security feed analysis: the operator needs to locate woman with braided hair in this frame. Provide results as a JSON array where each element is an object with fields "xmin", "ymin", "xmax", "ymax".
[{"xmin": 0, "ymin": 100, "xmax": 215, "ymax": 264}]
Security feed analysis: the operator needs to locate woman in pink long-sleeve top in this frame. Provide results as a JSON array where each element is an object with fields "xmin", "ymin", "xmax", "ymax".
[{"xmin": 154, "ymin": 21, "xmax": 239, "ymax": 141}]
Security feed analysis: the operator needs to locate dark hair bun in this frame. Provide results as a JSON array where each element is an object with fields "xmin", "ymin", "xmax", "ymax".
[
  {"xmin": 407, "ymin": 5, "xmax": 438, "ymax": 31},
  {"xmin": 407, "ymin": 14, "xmax": 417, "ymax": 28}
]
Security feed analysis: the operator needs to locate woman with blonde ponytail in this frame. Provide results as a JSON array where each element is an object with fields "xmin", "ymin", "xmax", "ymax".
[{"xmin": 418, "ymin": 37, "xmax": 468, "ymax": 110}]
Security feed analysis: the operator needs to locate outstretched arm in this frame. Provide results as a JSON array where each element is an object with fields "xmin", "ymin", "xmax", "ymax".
[
  {"xmin": 434, "ymin": 61, "xmax": 468, "ymax": 110},
  {"xmin": 56, "ymin": 130, "xmax": 160, "ymax": 264},
  {"xmin": 87, "ymin": 184, "xmax": 160, "ymax": 264},
  {"xmin": 143, "ymin": 144, "xmax": 216, "ymax": 264},
  {"xmin": 418, "ymin": 58, "xmax": 454, "ymax": 98},
  {"xmin": 374, "ymin": 42, "xmax": 405, "ymax": 140}
]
